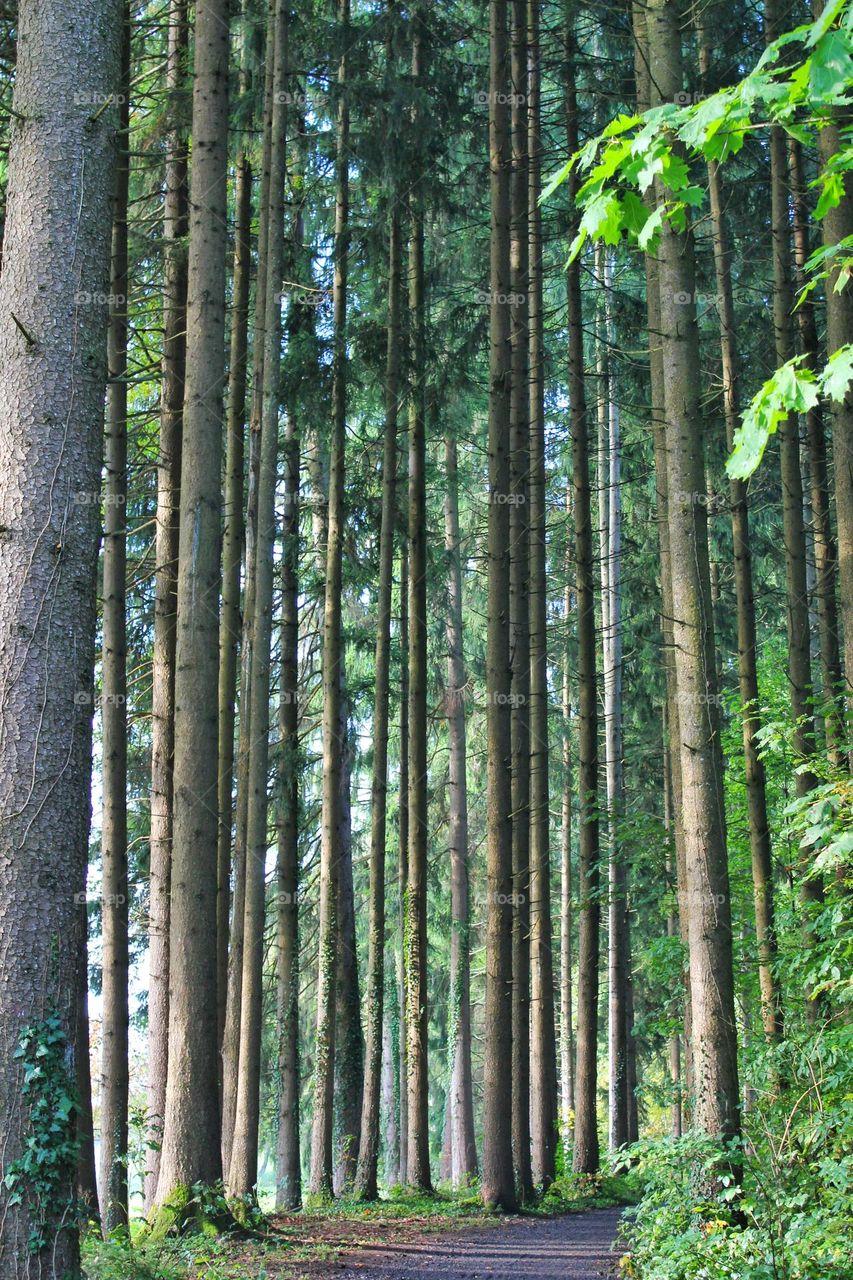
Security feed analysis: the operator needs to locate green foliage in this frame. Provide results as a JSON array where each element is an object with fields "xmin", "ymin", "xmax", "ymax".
[
  {"xmin": 3, "ymin": 1013, "xmax": 79, "ymax": 1255},
  {"xmin": 544, "ymin": 1, "xmax": 853, "ymax": 480}
]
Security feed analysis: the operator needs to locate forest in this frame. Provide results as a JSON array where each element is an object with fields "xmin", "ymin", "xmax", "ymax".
[{"xmin": 0, "ymin": 0, "xmax": 851, "ymax": 1277}]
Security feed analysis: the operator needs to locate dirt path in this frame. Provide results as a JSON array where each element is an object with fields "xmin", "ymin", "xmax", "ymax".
[{"xmin": 325, "ymin": 1206, "xmax": 625, "ymax": 1280}]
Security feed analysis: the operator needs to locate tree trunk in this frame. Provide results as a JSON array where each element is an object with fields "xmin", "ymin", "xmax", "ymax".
[
  {"xmin": 217, "ymin": 144, "xmax": 253, "ymax": 1052},
  {"xmin": 632, "ymin": 0, "xmax": 693, "ymax": 1106},
  {"xmin": 765, "ymin": 1, "xmax": 820, "ymax": 838},
  {"xmin": 355, "ymin": 208, "xmax": 402, "ymax": 1201},
  {"xmin": 100, "ymin": 26, "xmax": 130, "ymax": 1230},
  {"xmin": 155, "ymin": 0, "xmax": 230, "ymax": 1204},
  {"xmin": 482, "ymin": 0, "xmax": 517, "ymax": 1212},
  {"xmin": 565, "ymin": 3, "xmax": 600, "ymax": 1177},
  {"xmin": 398, "ymin": 541, "xmax": 410, "ymax": 1184},
  {"xmin": 508, "ymin": 0, "xmax": 533, "ymax": 1204},
  {"xmin": 228, "ymin": 0, "xmax": 288, "ymax": 1198},
  {"xmin": 308, "ymin": 0, "xmax": 350, "ymax": 1198},
  {"xmin": 444, "ymin": 436, "xmax": 479, "ymax": 1188},
  {"xmin": 0, "ymin": 0, "xmax": 119, "ymax": 1267},
  {"xmin": 812, "ymin": 0, "xmax": 853, "ymax": 741},
  {"xmin": 221, "ymin": 0, "xmax": 276, "ymax": 1174},
  {"xmin": 527, "ymin": 0, "xmax": 557, "ymax": 1190},
  {"xmin": 662, "ymin": 717, "xmax": 682, "ymax": 1137},
  {"xmin": 333, "ymin": 694, "xmax": 364, "ymax": 1193},
  {"xmin": 146, "ymin": 0, "xmax": 188, "ymax": 1209},
  {"xmin": 646, "ymin": 0, "xmax": 740, "ymax": 1154},
  {"xmin": 788, "ymin": 136, "xmax": 845, "ymax": 759},
  {"xmin": 560, "ymin": 492, "xmax": 575, "ymax": 1161},
  {"xmin": 698, "ymin": 17, "xmax": 782, "ymax": 1041},
  {"xmin": 77, "ymin": 880, "xmax": 100, "ymax": 1222},
  {"xmin": 405, "ymin": 14, "xmax": 431, "ymax": 1190},
  {"xmin": 598, "ymin": 251, "xmax": 630, "ymax": 1153}
]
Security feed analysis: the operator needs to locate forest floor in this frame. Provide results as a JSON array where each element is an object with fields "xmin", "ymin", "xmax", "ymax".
[
  {"xmin": 82, "ymin": 1182, "xmax": 632, "ymax": 1280},
  {"xmin": 310, "ymin": 1204, "xmax": 626, "ymax": 1280}
]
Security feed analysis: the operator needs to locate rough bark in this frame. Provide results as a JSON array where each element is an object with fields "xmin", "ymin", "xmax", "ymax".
[
  {"xmin": 482, "ymin": 0, "xmax": 518, "ymax": 1212},
  {"xmin": 647, "ymin": 0, "xmax": 740, "ymax": 1152},
  {"xmin": 565, "ymin": 4, "xmax": 600, "ymax": 1177},
  {"xmin": 146, "ymin": 0, "xmax": 188, "ymax": 1209},
  {"xmin": 405, "ymin": 15, "xmax": 431, "ymax": 1189},
  {"xmin": 228, "ymin": 0, "xmax": 288, "ymax": 1198},
  {"xmin": 527, "ymin": 0, "xmax": 557, "ymax": 1189},
  {"xmin": 221, "ymin": 0, "xmax": 276, "ymax": 1174},
  {"xmin": 508, "ymin": 0, "xmax": 533, "ymax": 1204},
  {"xmin": 155, "ymin": 0, "xmax": 230, "ymax": 1202},
  {"xmin": 0, "ymin": 0, "xmax": 119, "ymax": 1267},
  {"xmin": 100, "ymin": 28, "xmax": 130, "ymax": 1229}
]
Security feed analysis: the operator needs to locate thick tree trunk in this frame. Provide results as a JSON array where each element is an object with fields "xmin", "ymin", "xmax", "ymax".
[
  {"xmin": 632, "ymin": 0, "xmax": 693, "ymax": 1105},
  {"xmin": 597, "ymin": 252, "xmax": 630, "ymax": 1153},
  {"xmin": 228, "ymin": 0, "xmax": 288, "ymax": 1198},
  {"xmin": 275, "ymin": 399, "xmax": 301, "ymax": 1210},
  {"xmin": 647, "ymin": 0, "xmax": 740, "ymax": 1153},
  {"xmin": 146, "ymin": 0, "xmax": 188, "ymax": 1209},
  {"xmin": 398, "ymin": 541, "xmax": 410, "ymax": 1184},
  {"xmin": 156, "ymin": 0, "xmax": 230, "ymax": 1203},
  {"xmin": 509, "ymin": 0, "xmax": 533, "ymax": 1204},
  {"xmin": 309, "ymin": 0, "xmax": 350, "ymax": 1198},
  {"xmin": 221, "ymin": 0, "xmax": 276, "ymax": 1174},
  {"xmin": 100, "ymin": 30, "xmax": 130, "ymax": 1230},
  {"xmin": 0, "ymin": 0, "xmax": 119, "ymax": 1267},
  {"xmin": 565, "ymin": 5, "xmax": 600, "ymax": 1177},
  {"xmin": 528, "ymin": 0, "xmax": 557, "ymax": 1189},
  {"xmin": 355, "ymin": 209, "xmax": 402, "ymax": 1200},
  {"xmin": 482, "ymin": 0, "xmax": 518, "ymax": 1212},
  {"xmin": 444, "ymin": 436, "xmax": 479, "ymax": 1188},
  {"xmin": 405, "ymin": 16, "xmax": 431, "ymax": 1188}
]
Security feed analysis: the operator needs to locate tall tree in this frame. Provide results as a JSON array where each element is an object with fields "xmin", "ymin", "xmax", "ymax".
[
  {"xmin": 527, "ymin": 0, "xmax": 557, "ymax": 1189},
  {"xmin": 508, "ymin": 0, "xmax": 533, "ymax": 1205},
  {"xmin": 565, "ymin": 1, "xmax": 600, "ymax": 1177},
  {"xmin": 482, "ymin": 0, "xmax": 517, "ymax": 1212},
  {"xmin": 443, "ymin": 435, "xmax": 478, "ymax": 1188},
  {"xmin": 355, "ymin": 206, "xmax": 402, "ymax": 1201},
  {"xmin": 308, "ymin": 0, "xmax": 350, "ymax": 1199},
  {"xmin": 646, "ymin": 0, "xmax": 740, "ymax": 1152},
  {"xmin": 0, "ymin": 0, "xmax": 120, "ymax": 1268},
  {"xmin": 155, "ymin": 0, "xmax": 231, "ymax": 1207},
  {"xmin": 405, "ymin": 6, "xmax": 431, "ymax": 1193},
  {"xmin": 146, "ymin": 0, "xmax": 188, "ymax": 1208},
  {"xmin": 228, "ymin": 0, "xmax": 288, "ymax": 1198},
  {"xmin": 100, "ymin": 25, "xmax": 131, "ymax": 1230},
  {"xmin": 698, "ymin": 15, "xmax": 782, "ymax": 1042}
]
